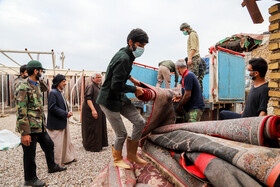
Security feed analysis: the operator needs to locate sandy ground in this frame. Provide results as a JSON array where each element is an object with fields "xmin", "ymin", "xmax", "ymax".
[{"xmin": 0, "ymin": 111, "xmax": 133, "ymax": 186}]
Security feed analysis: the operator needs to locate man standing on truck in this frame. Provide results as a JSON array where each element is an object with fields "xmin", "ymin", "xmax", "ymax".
[
  {"xmin": 156, "ymin": 60, "xmax": 179, "ymax": 88},
  {"xmin": 97, "ymin": 28, "xmax": 148, "ymax": 169},
  {"xmin": 172, "ymin": 59, "xmax": 205, "ymax": 122},
  {"xmin": 180, "ymin": 23, "xmax": 204, "ymax": 90},
  {"xmin": 219, "ymin": 58, "xmax": 269, "ymax": 119}
]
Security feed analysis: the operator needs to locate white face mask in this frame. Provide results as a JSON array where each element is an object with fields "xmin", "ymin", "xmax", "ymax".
[
  {"xmin": 132, "ymin": 46, "xmax": 144, "ymax": 58},
  {"xmin": 39, "ymin": 72, "xmax": 45, "ymax": 81}
]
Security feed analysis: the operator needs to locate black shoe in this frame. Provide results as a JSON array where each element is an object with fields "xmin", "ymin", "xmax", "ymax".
[
  {"xmin": 24, "ymin": 177, "xmax": 46, "ymax": 186},
  {"xmin": 48, "ymin": 164, "xmax": 67, "ymax": 173}
]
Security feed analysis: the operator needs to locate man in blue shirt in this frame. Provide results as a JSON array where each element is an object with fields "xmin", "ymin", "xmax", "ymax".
[{"xmin": 173, "ymin": 59, "xmax": 205, "ymax": 122}]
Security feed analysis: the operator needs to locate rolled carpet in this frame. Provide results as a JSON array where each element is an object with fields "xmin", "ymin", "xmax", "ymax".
[{"xmin": 153, "ymin": 115, "xmax": 280, "ymax": 146}]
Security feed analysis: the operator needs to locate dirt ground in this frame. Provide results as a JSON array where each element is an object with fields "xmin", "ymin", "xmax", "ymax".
[{"xmin": 0, "ymin": 111, "xmax": 133, "ymax": 186}]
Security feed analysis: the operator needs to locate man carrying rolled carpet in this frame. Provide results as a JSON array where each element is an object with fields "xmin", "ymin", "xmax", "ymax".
[{"xmin": 97, "ymin": 28, "xmax": 148, "ymax": 169}]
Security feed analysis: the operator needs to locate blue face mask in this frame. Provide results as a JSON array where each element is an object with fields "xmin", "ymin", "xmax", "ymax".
[
  {"xmin": 183, "ymin": 31, "xmax": 188, "ymax": 36},
  {"xmin": 132, "ymin": 45, "xmax": 144, "ymax": 58}
]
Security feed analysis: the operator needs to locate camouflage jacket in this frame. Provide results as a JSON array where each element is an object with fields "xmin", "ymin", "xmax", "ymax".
[
  {"xmin": 14, "ymin": 76, "xmax": 27, "ymax": 98},
  {"xmin": 16, "ymin": 78, "xmax": 46, "ymax": 135}
]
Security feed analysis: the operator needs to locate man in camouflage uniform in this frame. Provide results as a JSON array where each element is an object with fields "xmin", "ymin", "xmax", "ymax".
[
  {"xmin": 180, "ymin": 23, "xmax": 205, "ymax": 90},
  {"xmin": 16, "ymin": 60, "xmax": 66, "ymax": 186},
  {"xmin": 14, "ymin": 64, "xmax": 28, "ymax": 97},
  {"xmin": 185, "ymin": 57, "xmax": 206, "ymax": 92}
]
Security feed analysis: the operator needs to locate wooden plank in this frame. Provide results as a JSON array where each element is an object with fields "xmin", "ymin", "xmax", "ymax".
[
  {"xmin": 269, "ymin": 73, "xmax": 280, "ymax": 79},
  {"xmin": 268, "ymin": 62, "xmax": 279, "ymax": 70},
  {"xmin": 270, "ymin": 13, "xmax": 280, "ymax": 22},
  {"xmin": 269, "ymin": 42, "xmax": 279, "ymax": 51},
  {"xmin": 244, "ymin": 0, "xmax": 264, "ymax": 24},
  {"xmin": 269, "ymin": 81, "xmax": 279, "ymax": 88},
  {"xmin": 269, "ymin": 90, "xmax": 280, "ymax": 97}
]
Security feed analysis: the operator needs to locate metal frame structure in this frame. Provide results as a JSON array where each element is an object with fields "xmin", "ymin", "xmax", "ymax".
[{"xmin": 0, "ymin": 49, "xmax": 57, "ymax": 115}]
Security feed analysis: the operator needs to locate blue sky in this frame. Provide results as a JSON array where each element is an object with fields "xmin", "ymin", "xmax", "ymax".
[{"xmin": 0, "ymin": 0, "xmax": 276, "ymax": 71}]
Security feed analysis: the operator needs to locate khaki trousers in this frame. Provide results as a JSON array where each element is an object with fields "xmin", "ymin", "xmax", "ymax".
[{"xmin": 156, "ymin": 65, "xmax": 171, "ymax": 88}]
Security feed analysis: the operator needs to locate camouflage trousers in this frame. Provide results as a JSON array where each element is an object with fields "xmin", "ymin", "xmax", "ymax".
[
  {"xmin": 187, "ymin": 55, "xmax": 206, "ymax": 92},
  {"xmin": 184, "ymin": 109, "xmax": 204, "ymax": 122}
]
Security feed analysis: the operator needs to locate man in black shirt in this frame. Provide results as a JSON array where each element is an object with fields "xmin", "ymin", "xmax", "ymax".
[
  {"xmin": 97, "ymin": 28, "xmax": 148, "ymax": 169},
  {"xmin": 220, "ymin": 58, "xmax": 269, "ymax": 120}
]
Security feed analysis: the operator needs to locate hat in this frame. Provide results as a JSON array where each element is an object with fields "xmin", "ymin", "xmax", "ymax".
[
  {"xmin": 27, "ymin": 60, "xmax": 45, "ymax": 70},
  {"xmin": 52, "ymin": 74, "xmax": 66, "ymax": 89},
  {"xmin": 180, "ymin": 23, "xmax": 190, "ymax": 31}
]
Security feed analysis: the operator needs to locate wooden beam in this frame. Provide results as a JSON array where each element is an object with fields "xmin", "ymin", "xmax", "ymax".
[{"xmin": 242, "ymin": 0, "xmax": 264, "ymax": 24}]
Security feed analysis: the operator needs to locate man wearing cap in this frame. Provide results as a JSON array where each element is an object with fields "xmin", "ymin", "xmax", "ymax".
[
  {"xmin": 47, "ymin": 74, "xmax": 76, "ymax": 166},
  {"xmin": 97, "ymin": 28, "xmax": 148, "ymax": 169},
  {"xmin": 156, "ymin": 60, "xmax": 179, "ymax": 88},
  {"xmin": 180, "ymin": 23, "xmax": 204, "ymax": 90},
  {"xmin": 16, "ymin": 61, "xmax": 66, "ymax": 186}
]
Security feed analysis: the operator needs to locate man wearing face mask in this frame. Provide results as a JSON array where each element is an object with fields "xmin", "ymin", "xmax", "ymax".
[
  {"xmin": 180, "ymin": 23, "xmax": 203, "ymax": 90},
  {"xmin": 16, "ymin": 61, "xmax": 66, "ymax": 186},
  {"xmin": 97, "ymin": 28, "xmax": 148, "ymax": 169},
  {"xmin": 219, "ymin": 58, "xmax": 269, "ymax": 120}
]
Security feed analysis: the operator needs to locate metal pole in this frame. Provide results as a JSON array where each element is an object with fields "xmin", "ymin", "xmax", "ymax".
[
  {"xmin": 25, "ymin": 48, "xmax": 34, "ymax": 60},
  {"xmin": 61, "ymin": 52, "xmax": 65, "ymax": 69},
  {"xmin": 1, "ymin": 52, "xmax": 21, "ymax": 66},
  {"xmin": 70, "ymin": 76, "xmax": 82, "ymax": 112},
  {"xmin": 76, "ymin": 75, "xmax": 80, "ymax": 110},
  {"xmin": 2, "ymin": 74, "xmax": 4, "ymax": 115},
  {"xmin": 51, "ymin": 49, "xmax": 56, "ymax": 75},
  {"xmin": 37, "ymin": 53, "xmax": 40, "ymax": 61},
  {"xmin": 0, "ymin": 50, "xmax": 53, "ymax": 54}
]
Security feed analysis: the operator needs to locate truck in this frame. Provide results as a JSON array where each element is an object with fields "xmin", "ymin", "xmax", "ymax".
[{"xmin": 126, "ymin": 47, "xmax": 246, "ymax": 120}]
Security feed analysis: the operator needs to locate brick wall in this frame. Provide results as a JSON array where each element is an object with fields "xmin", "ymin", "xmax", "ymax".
[{"xmin": 268, "ymin": 4, "xmax": 280, "ymax": 116}]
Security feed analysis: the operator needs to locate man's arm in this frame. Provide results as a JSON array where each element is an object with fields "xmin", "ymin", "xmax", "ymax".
[
  {"xmin": 129, "ymin": 76, "xmax": 141, "ymax": 86},
  {"xmin": 259, "ymin": 111, "xmax": 267, "ymax": 116},
  {"xmin": 111, "ymin": 59, "xmax": 137, "ymax": 94},
  {"xmin": 176, "ymin": 90, "xmax": 191, "ymax": 113},
  {"xmin": 87, "ymin": 100, "xmax": 98, "ymax": 119}
]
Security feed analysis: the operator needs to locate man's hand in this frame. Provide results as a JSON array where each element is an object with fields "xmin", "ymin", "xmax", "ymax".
[
  {"xmin": 92, "ymin": 110, "xmax": 98, "ymax": 119},
  {"xmin": 135, "ymin": 86, "xmax": 144, "ymax": 97},
  {"xmin": 172, "ymin": 95, "xmax": 182, "ymax": 102},
  {"xmin": 187, "ymin": 58, "xmax": 192, "ymax": 66},
  {"xmin": 129, "ymin": 76, "xmax": 141, "ymax": 86},
  {"xmin": 21, "ymin": 135, "xmax": 31, "ymax": 146},
  {"xmin": 67, "ymin": 111, "xmax": 73, "ymax": 118}
]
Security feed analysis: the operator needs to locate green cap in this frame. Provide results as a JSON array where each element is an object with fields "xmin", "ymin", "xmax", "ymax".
[
  {"xmin": 180, "ymin": 22, "xmax": 190, "ymax": 31},
  {"xmin": 26, "ymin": 60, "xmax": 45, "ymax": 70}
]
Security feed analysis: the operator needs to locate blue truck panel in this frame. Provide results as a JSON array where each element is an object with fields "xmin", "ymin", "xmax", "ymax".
[
  {"xmin": 202, "ymin": 73, "xmax": 209, "ymax": 100},
  {"xmin": 218, "ymin": 51, "xmax": 245, "ymax": 101}
]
